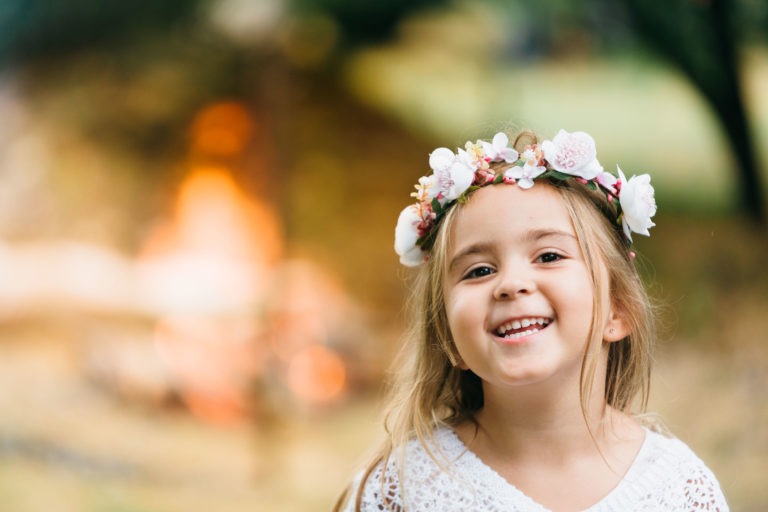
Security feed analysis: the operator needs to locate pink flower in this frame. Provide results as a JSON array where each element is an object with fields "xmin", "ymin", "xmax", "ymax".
[
  {"xmin": 595, "ymin": 170, "xmax": 618, "ymax": 194},
  {"xmin": 541, "ymin": 129, "xmax": 603, "ymax": 180}
]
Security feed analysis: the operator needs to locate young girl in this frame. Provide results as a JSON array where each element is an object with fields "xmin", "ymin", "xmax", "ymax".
[{"xmin": 336, "ymin": 129, "xmax": 729, "ymax": 511}]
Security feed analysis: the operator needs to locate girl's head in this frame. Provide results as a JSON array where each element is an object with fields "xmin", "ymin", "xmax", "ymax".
[{"xmin": 392, "ymin": 129, "xmax": 656, "ymax": 428}]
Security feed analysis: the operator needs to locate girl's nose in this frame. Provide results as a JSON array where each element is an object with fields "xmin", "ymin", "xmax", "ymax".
[{"xmin": 493, "ymin": 269, "xmax": 535, "ymax": 300}]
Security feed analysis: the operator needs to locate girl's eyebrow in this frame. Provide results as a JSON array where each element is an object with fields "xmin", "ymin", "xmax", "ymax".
[
  {"xmin": 448, "ymin": 241, "xmax": 495, "ymax": 271},
  {"xmin": 525, "ymin": 228, "xmax": 578, "ymax": 242}
]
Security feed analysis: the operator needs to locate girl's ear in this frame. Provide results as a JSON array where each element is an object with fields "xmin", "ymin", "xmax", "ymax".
[{"xmin": 603, "ymin": 305, "xmax": 631, "ymax": 343}]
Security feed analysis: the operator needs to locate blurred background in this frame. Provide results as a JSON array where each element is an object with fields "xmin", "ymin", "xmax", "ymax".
[{"xmin": 0, "ymin": 0, "xmax": 766, "ymax": 510}]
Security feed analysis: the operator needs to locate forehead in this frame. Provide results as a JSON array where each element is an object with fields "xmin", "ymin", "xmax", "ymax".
[{"xmin": 448, "ymin": 183, "xmax": 574, "ymax": 247}]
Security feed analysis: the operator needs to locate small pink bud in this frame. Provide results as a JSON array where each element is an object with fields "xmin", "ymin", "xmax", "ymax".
[
  {"xmin": 576, "ymin": 177, "xmax": 588, "ymax": 185},
  {"xmin": 629, "ymin": 251, "xmax": 636, "ymax": 260},
  {"xmin": 503, "ymin": 176, "xmax": 516, "ymax": 184}
]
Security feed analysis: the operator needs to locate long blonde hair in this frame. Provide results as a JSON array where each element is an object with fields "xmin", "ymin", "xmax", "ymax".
[{"xmin": 335, "ymin": 131, "xmax": 656, "ymax": 511}]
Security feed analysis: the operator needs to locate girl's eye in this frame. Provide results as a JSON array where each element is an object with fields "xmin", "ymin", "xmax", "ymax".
[
  {"xmin": 463, "ymin": 266, "xmax": 494, "ymax": 280},
  {"xmin": 537, "ymin": 252, "xmax": 563, "ymax": 263}
]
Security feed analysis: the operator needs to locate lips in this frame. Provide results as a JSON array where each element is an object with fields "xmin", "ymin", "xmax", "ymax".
[{"xmin": 493, "ymin": 317, "xmax": 552, "ymax": 340}]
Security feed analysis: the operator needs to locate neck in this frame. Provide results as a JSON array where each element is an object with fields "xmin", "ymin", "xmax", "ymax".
[
  {"xmin": 465, "ymin": 356, "xmax": 620, "ymax": 461},
  {"xmin": 474, "ymin": 385, "xmax": 610, "ymax": 457}
]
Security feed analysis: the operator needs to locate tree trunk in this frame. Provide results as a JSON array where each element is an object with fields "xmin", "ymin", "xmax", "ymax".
[{"xmin": 623, "ymin": 0, "xmax": 765, "ymax": 224}]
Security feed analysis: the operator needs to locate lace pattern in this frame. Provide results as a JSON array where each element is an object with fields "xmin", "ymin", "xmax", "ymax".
[{"xmin": 344, "ymin": 428, "xmax": 729, "ymax": 512}]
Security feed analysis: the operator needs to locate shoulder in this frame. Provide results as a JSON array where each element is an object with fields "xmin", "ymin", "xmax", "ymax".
[
  {"xmin": 341, "ymin": 428, "xmax": 479, "ymax": 512},
  {"xmin": 627, "ymin": 429, "xmax": 729, "ymax": 511},
  {"xmin": 642, "ymin": 429, "xmax": 719, "ymax": 477}
]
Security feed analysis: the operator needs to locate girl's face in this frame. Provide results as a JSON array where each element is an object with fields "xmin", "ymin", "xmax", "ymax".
[{"xmin": 442, "ymin": 184, "xmax": 618, "ymax": 394}]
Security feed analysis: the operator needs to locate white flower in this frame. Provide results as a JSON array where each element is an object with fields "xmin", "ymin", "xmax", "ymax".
[
  {"xmin": 541, "ymin": 129, "xmax": 603, "ymax": 179},
  {"xmin": 504, "ymin": 162, "xmax": 546, "ymax": 189},
  {"xmin": 481, "ymin": 132, "xmax": 519, "ymax": 163},
  {"xmin": 617, "ymin": 166, "xmax": 657, "ymax": 241},
  {"xmin": 428, "ymin": 147, "xmax": 475, "ymax": 202},
  {"xmin": 457, "ymin": 146, "xmax": 480, "ymax": 171},
  {"xmin": 504, "ymin": 145, "xmax": 548, "ymax": 188},
  {"xmin": 428, "ymin": 147, "xmax": 455, "ymax": 173},
  {"xmin": 394, "ymin": 204, "xmax": 426, "ymax": 266}
]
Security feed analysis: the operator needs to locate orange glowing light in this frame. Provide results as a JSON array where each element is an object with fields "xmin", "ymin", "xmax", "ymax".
[
  {"xmin": 183, "ymin": 392, "xmax": 245, "ymax": 426},
  {"xmin": 176, "ymin": 166, "xmax": 281, "ymax": 262},
  {"xmin": 190, "ymin": 102, "xmax": 253, "ymax": 156},
  {"xmin": 140, "ymin": 166, "xmax": 283, "ymax": 296},
  {"xmin": 138, "ymin": 163, "xmax": 283, "ymax": 423},
  {"xmin": 286, "ymin": 344, "xmax": 346, "ymax": 406}
]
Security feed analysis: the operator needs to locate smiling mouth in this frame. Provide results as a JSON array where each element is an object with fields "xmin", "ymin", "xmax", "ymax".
[{"xmin": 494, "ymin": 317, "xmax": 552, "ymax": 340}]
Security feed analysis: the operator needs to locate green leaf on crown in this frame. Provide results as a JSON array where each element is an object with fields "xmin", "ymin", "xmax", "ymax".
[{"xmin": 546, "ymin": 170, "xmax": 574, "ymax": 181}]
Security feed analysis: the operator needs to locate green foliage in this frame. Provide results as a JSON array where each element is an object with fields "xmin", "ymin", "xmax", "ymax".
[
  {"xmin": 288, "ymin": 0, "xmax": 448, "ymax": 46},
  {"xmin": 546, "ymin": 170, "xmax": 574, "ymax": 181},
  {"xmin": 0, "ymin": 0, "xmax": 206, "ymax": 67}
]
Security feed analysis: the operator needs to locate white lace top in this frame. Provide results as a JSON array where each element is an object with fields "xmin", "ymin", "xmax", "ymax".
[{"xmin": 344, "ymin": 427, "xmax": 729, "ymax": 511}]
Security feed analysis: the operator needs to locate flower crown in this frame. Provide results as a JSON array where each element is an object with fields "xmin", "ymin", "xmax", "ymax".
[{"xmin": 394, "ymin": 129, "xmax": 657, "ymax": 267}]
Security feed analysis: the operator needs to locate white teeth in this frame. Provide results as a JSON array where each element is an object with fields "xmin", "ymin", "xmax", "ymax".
[
  {"xmin": 504, "ymin": 329, "xmax": 538, "ymax": 340},
  {"xmin": 495, "ymin": 317, "xmax": 551, "ymax": 337}
]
